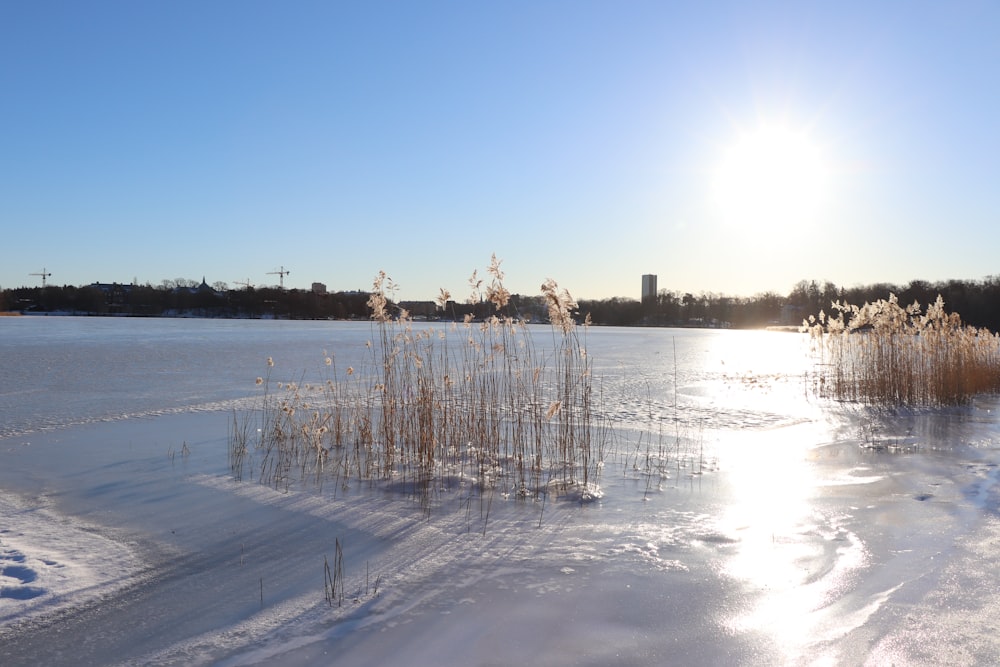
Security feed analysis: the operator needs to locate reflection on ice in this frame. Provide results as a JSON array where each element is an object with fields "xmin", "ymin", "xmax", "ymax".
[{"xmin": 714, "ymin": 413, "xmax": 878, "ymax": 661}]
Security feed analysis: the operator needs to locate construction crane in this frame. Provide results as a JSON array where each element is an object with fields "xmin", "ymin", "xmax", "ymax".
[
  {"xmin": 267, "ymin": 266, "xmax": 290, "ymax": 289},
  {"xmin": 30, "ymin": 268, "xmax": 51, "ymax": 287},
  {"xmin": 234, "ymin": 279, "xmax": 254, "ymax": 290}
]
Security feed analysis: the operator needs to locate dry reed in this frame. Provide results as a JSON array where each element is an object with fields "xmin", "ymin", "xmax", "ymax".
[
  {"xmin": 803, "ymin": 293, "xmax": 1000, "ymax": 406},
  {"xmin": 230, "ymin": 255, "xmax": 607, "ymax": 516}
]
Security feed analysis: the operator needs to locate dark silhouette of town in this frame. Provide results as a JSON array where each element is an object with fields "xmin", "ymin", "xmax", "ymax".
[{"xmin": 5, "ymin": 276, "xmax": 1000, "ymax": 332}]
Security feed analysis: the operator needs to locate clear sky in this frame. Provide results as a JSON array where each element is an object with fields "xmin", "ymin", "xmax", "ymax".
[{"xmin": 3, "ymin": 1, "xmax": 999, "ymax": 302}]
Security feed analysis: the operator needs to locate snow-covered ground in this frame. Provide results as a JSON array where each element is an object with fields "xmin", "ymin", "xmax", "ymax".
[{"xmin": 0, "ymin": 490, "xmax": 142, "ymax": 625}]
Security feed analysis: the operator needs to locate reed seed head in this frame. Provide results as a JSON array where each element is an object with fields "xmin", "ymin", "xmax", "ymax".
[{"xmin": 435, "ymin": 288, "xmax": 451, "ymax": 310}]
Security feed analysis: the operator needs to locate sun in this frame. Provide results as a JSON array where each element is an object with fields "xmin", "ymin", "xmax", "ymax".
[{"xmin": 712, "ymin": 123, "xmax": 830, "ymax": 233}]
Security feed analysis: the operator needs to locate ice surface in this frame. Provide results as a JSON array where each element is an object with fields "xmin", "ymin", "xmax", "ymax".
[{"xmin": 4, "ymin": 322, "xmax": 1000, "ymax": 665}]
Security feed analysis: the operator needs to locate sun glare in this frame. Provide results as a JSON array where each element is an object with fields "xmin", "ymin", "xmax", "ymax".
[{"xmin": 713, "ymin": 123, "xmax": 830, "ymax": 234}]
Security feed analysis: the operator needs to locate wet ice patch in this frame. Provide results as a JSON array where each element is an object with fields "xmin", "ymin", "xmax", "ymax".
[
  {"xmin": 723, "ymin": 510, "xmax": 875, "ymax": 663},
  {"xmin": 965, "ymin": 462, "xmax": 1000, "ymax": 512}
]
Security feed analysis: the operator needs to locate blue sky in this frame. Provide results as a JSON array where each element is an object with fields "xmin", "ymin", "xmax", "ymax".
[{"xmin": 3, "ymin": 1, "xmax": 999, "ymax": 301}]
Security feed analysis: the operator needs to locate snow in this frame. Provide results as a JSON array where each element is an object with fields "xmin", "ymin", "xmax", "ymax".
[{"xmin": 0, "ymin": 490, "xmax": 143, "ymax": 626}]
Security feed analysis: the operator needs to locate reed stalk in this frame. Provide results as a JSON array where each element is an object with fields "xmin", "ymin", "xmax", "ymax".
[
  {"xmin": 803, "ymin": 294, "xmax": 1000, "ymax": 406},
  {"xmin": 229, "ymin": 255, "xmax": 607, "ymax": 520}
]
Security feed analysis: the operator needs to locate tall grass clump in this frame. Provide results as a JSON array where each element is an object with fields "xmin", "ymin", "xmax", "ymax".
[
  {"xmin": 803, "ymin": 293, "xmax": 1000, "ymax": 406},
  {"xmin": 230, "ymin": 255, "xmax": 607, "ymax": 509}
]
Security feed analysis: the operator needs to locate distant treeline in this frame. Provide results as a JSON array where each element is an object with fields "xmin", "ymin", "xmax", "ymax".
[
  {"xmin": 788, "ymin": 277, "xmax": 1000, "ymax": 332},
  {"xmin": 4, "ymin": 276, "xmax": 1000, "ymax": 331},
  {"xmin": 590, "ymin": 277, "xmax": 1000, "ymax": 330},
  {"xmin": 0, "ymin": 283, "xmax": 373, "ymax": 320}
]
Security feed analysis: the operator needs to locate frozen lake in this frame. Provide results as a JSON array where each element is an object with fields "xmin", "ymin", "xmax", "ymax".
[{"xmin": 3, "ymin": 316, "xmax": 1000, "ymax": 665}]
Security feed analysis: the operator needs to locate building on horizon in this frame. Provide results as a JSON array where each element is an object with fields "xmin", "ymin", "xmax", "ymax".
[{"xmin": 641, "ymin": 274, "xmax": 657, "ymax": 304}]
